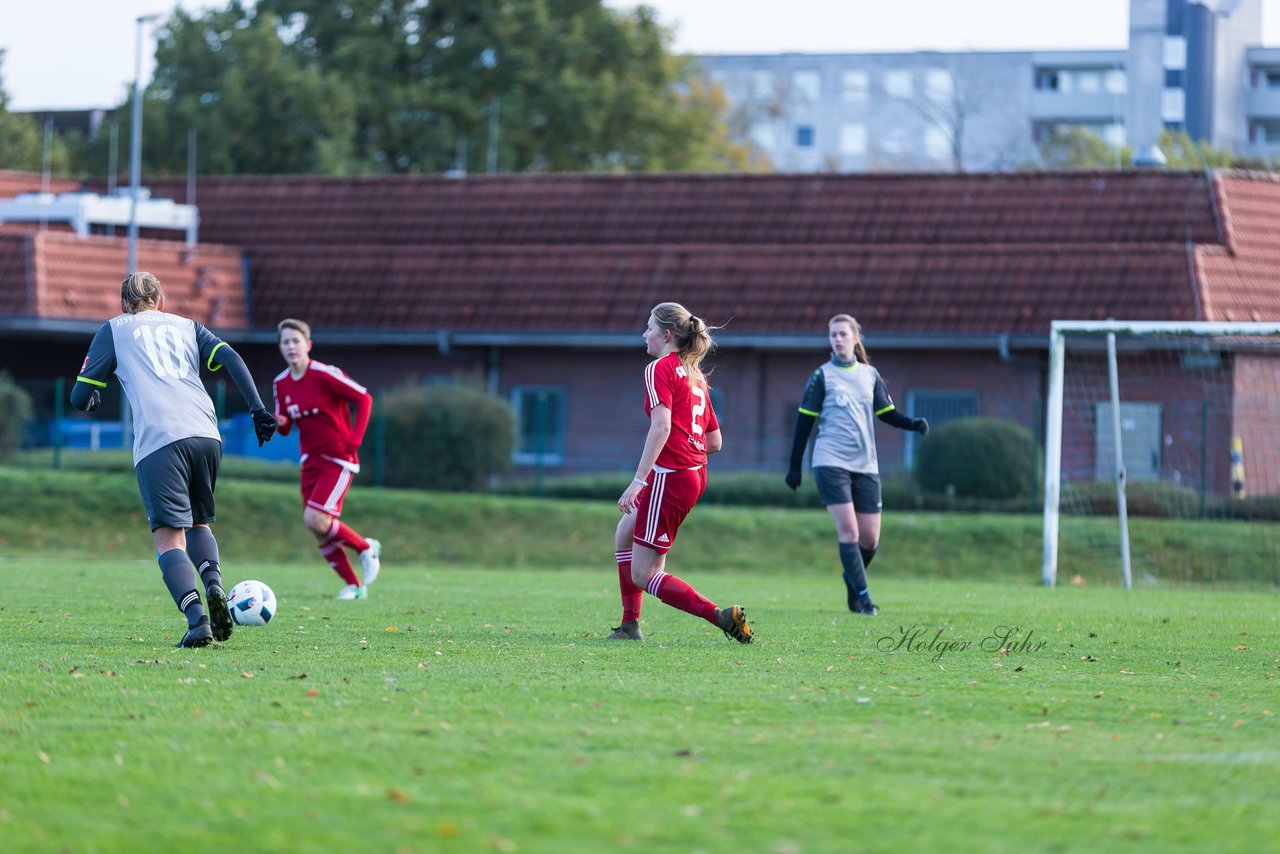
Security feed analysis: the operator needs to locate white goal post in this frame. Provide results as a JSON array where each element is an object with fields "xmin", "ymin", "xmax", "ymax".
[{"xmin": 1042, "ymin": 319, "xmax": 1280, "ymax": 587}]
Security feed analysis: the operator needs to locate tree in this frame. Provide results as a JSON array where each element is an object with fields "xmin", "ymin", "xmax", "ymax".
[
  {"xmin": 81, "ymin": 6, "xmax": 359, "ymax": 177},
  {"xmin": 0, "ymin": 50, "xmax": 76, "ymax": 175},
  {"xmin": 103, "ymin": 0, "xmax": 751, "ymax": 176},
  {"xmin": 1037, "ymin": 126, "xmax": 1133, "ymax": 170}
]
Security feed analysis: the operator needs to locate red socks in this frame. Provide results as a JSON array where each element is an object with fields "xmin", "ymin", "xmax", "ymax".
[
  {"xmin": 319, "ymin": 539, "xmax": 361, "ymax": 586},
  {"xmin": 328, "ymin": 519, "xmax": 370, "ymax": 554},
  {"xmin": 646, "ymin": 571, "xmax": 717, "ymax": 623},
  {"xmin": 616, "ymin": 550, "xmax": 643, "ymax": 623}
]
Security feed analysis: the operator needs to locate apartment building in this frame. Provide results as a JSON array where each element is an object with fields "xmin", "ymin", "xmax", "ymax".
[{"xmin": 698, "ymin": 0, "xmax": 1280, "ymax": 171}]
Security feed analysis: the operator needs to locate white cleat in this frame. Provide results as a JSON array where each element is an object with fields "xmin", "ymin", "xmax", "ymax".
[
  {"xmin": 359, "ymin": 538, "xmax": 382, "ymax": 587},
  {"xmin": 336, "ymin": 583, "xmax": 367, "ymax": 600}
]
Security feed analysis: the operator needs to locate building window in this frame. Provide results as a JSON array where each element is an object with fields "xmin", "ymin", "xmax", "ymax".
[
  {"xmin": 1034, "ymin": 68, "xmax": 1060, "ymax": 91},
  {"xmin": 749, "ymin": 121, "xmax": 775, "ymax": 150},
  {"xmin": 1164, "ymin": 69, "xmax": 1185, "ymax": 88},
  {"xmin": 749, "ymin": 70, "xmax": 774, "ymax": 100},
  {"xmin": 792, "ymin": 70, "xmax": 821, "ymax": 104},
  {"xmin": 904, "ymin": 390, "xmax": 978, "ymax": 468},
  {"xmin": 1163, "ymin": 36, "xmax": 1187, "ymax": 71},
  {"xmin": 841, "ymin": 70, "xmax": 869, "ymax": 103},
  {"xmin": 512, "ymin": 386, "xmax": 566, "ymax": 465},
  {"xmin": 795, "ymin": 125, "xmax": 815, "ymax": 148},
  {"xmin": 1076, "ymin": 71, "xmax": 1102, "ymax": 93},
  {"xmin": 1105, "ymin": 69, "xmax": 1127, "ymax": 94},
  {"xmin": 924, "ymin": 126, "xmax": 951, "ymax": 160},
  {"xmin": 839, "ymin": 122, "xmax": 868, "ymax": 155},
  {"xmin": 881, "ymin": 126, "xmax": 913, "ymax": 156},
  {"xmin": 924, "ymin": 69, "xmax": 953, "ymax": 104},
  {"xmin": 1161, "ymin": 87, "xmax": 1185, "ymax": 123},
  {"xmin": 884, "ymin": 69, "xmax": 913, "ymax": 99}
]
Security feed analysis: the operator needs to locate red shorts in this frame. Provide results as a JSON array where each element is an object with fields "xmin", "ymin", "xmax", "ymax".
[
  {"xmin": 632, "ymin": 467, "xmax": 706, "ymax": 554},
  {"xmin": 300, "ymin": 455, "xmax": 357, "ymax": 517}
]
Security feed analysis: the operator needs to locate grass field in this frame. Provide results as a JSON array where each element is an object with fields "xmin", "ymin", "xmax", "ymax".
[{"xmin": 2, "ymin": 558, "xmax": 1278, "ymax": 853}]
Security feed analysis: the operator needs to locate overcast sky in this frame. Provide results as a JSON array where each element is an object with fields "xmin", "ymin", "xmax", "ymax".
[{"xmin": 3, "ymin": 1, "xmax": 1279, "ymax": 111}]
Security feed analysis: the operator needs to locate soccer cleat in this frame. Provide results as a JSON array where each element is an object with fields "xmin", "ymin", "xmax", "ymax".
[
  {"xmin": 175, "ymin": 616, "xmax": 213, "ymax": 648},
  {"xmin": 337, "ymin": 584, "xmax": 368, "ymax": 600},
  {"xmin": 858, "ymin": 595, "xmax": 879, "ymax": 617},
  {"xmin": 206, "ymin": 584, "xmax": 233, "ymax": 642},
  {"xmin": 714, "ymin": 605, "xmax": 754, "ymax": 644},
  {"xmin": 359, "ymin": 538, "xmax": 382, "ymax": 587},
  {"xmin": 606, "ymin": 620, "xmax": 643, "ymax": 641}
]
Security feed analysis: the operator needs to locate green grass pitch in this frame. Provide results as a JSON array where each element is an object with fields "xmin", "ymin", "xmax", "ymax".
[{"xmin": 1, "ymin": 560, "xmax": 1277, "ymax": 852}]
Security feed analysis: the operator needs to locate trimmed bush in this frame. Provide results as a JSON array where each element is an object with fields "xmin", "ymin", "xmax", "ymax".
[
  {"xmin": 914, "ymin": 417, "xmax": 1035, "ymax": 500},
  {"xmin": 382, "ymin": 380, "xmax": 515, "ymax": 491},
  {"xmin": 0, "ymin": 372, "xmax": 34, "ymax": 461}
]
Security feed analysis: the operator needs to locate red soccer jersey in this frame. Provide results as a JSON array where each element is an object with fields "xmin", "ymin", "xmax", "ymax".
[
  {"xmin": 272, "ymin": 360, "xmax": 372, "ymax": 460},
  {"xmin": 644, "ymin": 352, "xmax": 720, "ymax": 470}
]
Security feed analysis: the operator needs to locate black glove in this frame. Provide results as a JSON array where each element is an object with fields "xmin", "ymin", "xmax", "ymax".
[
  {"xmin": 785, "ymin": 467, "xmax": 802, "ymax": 491},
  {"xmin": 86, "ymin": 389, "xmax": 101, "ymax": 412},
  {"xmin": 913, "ymin": 417, "xmax": 930, "ymax": 436},
  {"xmin": 251, "ymin": 408, "xmax": 278, "ymax": 447}
]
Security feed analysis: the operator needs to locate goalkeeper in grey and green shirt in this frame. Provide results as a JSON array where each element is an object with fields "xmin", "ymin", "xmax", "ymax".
[
  {"xmin": 785, "ymin": 314, "xmax": 929, "ymax": 616},
  {"xmin": 70, "ymin": 272, "xmax": 278, "ymax": 648}
]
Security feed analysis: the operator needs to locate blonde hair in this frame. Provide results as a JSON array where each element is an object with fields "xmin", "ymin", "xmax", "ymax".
[
  {"xmin": 121, "ymin": 272, "xmax": 163, "ymax": 313},
  {"xmin": 277, "ymin": 318, "xmax": 312, "ymax": 342},
  {"xmin": 829, "ymin": 313, "xmax": 870, "ymax": 365},
  {"xmin": 652, "ymin": 302, "xmax": 717, "ymax": 388}
]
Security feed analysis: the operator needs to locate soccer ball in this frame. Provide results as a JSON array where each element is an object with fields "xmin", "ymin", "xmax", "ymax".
[{"xmin": 227, "ymin": 580, "xmax": 276, "ymax": 626}]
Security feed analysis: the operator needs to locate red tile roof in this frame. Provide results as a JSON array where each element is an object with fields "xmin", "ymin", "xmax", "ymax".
[
  {"xmin": 4, "ymin": 231, "xmax": 246, "ymax": 328},
  {"xmin": 126, "ymin": 170, "xmax": 1240, "ymax": 336},
  {"xmin": 0, "ymin": 170, "xmax": 80, "ymax": 201},
  {"xmin": 12, "ymin": 169, "xmax": 1276, "ymax": 336},
  {"xmin": 142, "ymin": 171, "xmax": 1221, "ymax": 249},
  {"xmin": 1196, "ymin": 173, "xmax": 1280, "ymax": 322}
]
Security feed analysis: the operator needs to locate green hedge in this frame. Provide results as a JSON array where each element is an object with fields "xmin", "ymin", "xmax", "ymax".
[
  {"xmin": 382, "ymin": 380, "xmax": 515, "ymax": 491},
  {"xmin": 0, "ymin": 372, "xmax": 34, "ymax": 461}
]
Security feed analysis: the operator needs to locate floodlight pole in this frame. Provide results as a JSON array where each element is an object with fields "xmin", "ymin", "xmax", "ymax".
[{"xmin": 127, "ymin": 13, "xmax": 162, "ymax": 276}]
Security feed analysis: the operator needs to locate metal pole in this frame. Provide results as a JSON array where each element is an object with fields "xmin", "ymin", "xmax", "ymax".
[
  {"xmin": 127, "ymin": 14, "xmax": 160, "ymax": 275},
  {"xmin": 1041, "ymin": 326, "xmax": 1065, "ymax": 587},
  {"xmin": 1106, "ymin": 332, "xmax": 1132, "ymax": 589}
]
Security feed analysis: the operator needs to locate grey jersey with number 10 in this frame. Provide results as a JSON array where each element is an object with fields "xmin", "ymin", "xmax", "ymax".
[
  {"xmin": 798, "ymin": 359, "xmax": 895, "ymax": 474},
  {"xmin": 77, "ymin": 311, "xmax": 223, "ymax": 464}
]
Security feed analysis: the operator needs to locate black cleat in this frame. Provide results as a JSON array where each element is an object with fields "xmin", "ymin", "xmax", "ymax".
[
  {"xmin": 175, "ymin": 616, "xmax": 213, "ymax": 648},
  {"xmin": 857, "ymin": 595, "xmax": 879, "ymax": 617},
  {"xmin": 606, "ymin": 620, "xmax": 644, "ymax": 641},
  {"xmin": 714, "ymin": 605, "xmax": 754, "ymax": 644},
  {"xmin": 206, "ymin": 585, "xmax": 233, "ymax": 642}
]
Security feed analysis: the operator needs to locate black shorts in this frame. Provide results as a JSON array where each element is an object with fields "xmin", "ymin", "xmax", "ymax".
[
  {"xmin": 134, "ymin": 437, "xmax": 222, "ymax": 531},
  {"xmin": 812, "ymin": 466, "xmax": 882, "ymax": 513}
]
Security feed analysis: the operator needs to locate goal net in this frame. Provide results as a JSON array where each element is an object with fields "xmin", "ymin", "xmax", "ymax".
[{"xmin": 1042, "ymin": 320, "xmax": 1280, "ymax": 587}]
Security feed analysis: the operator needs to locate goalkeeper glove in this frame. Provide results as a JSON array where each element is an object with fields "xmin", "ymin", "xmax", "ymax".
[{"xmin": 251, "ymin": 408, "xmax": 278, "ymax": 447}]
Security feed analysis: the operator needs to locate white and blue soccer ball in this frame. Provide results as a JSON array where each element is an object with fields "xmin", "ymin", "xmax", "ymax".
[{"xmin": 227, "ymin": 579, "xmax": 276, "ymax": 626}]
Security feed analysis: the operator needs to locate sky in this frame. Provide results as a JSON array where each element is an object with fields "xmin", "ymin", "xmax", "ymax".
[{"xmin": 2, "ymin": 0, "xmax": 1280, "ymax": 111}]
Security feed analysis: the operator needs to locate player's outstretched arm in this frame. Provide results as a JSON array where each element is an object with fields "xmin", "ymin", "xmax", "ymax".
[
  {"xmin": 877, "ymin": 407, "xmax": 929, "ymax": 435},
  {"xmin": 206, "ymin": 341, "xmax": 278, "ymax": 445}
]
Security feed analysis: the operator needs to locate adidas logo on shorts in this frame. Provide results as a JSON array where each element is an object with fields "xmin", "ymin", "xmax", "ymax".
[{"xmin": 657, "ymin": 533, "xmax": 670, "ymax": 543}]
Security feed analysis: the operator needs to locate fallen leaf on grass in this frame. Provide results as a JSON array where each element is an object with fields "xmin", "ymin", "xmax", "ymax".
[
  {"xmin": 1234, "ymin": 646, "xmax": 1249, "ymax": 651},
  {"xmin": 386, "ymin": 787, "xmax": 411, "ymax": 804},
  {"xmin": 436, "ymin": 823, "xmax": 460, "ymax": 838},
  {"xmin": 36, "ymin": 751, "xmax": 50, "ymax": 763},
  {"xmin": 240, "ymin": 672, "xmax": 256, "ymax": 679}
]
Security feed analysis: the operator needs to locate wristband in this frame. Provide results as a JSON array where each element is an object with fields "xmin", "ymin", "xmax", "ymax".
[{"xmin": 633, "ymin": 477, "xmax": 649, "ymax": 486}]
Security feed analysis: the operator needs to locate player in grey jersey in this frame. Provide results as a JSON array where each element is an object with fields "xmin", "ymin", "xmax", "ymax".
[
  {"xmin": 70, "ymin": 272, "xmax": 278, "ymax": 648},
  {"xmin": 784, "ymin": 314, "xmax": 929, "ymax": 616}
]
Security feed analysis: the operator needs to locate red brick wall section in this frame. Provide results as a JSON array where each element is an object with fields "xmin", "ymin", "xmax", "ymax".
[{"xmin": 1232, "ymin": 353, "xmax": 1280, "ymax": 496}]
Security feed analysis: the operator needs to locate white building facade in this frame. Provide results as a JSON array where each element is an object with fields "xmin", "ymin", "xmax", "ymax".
[{"xmin": 698, "ymin": 0, "xmax": 1279, "ymax": 171}]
